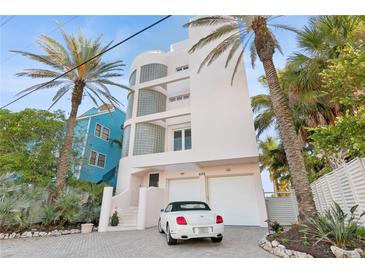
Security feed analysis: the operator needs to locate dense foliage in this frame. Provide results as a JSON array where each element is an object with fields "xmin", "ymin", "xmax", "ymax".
[
  {"xmin": 310, "ymin": 108, "xmax": 365, "ymax": 168},
  {"xmin": 0, "ymin": 109, "xmax": 65, "ymax": 186}
]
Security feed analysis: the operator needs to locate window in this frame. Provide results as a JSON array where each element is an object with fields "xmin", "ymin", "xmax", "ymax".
[
  {"xmin": 173, "ymin": 128, "xmax": 192, "ymax": 151},
  {"xmin": 101, "ymin": 127, "xmax": 110, "ymax": 140},
  {"xmin": 97, "ymin": 153, "xmax": 106, "ymax": 168},
  {"xmin": 89, "ymin": 150, "xmax": 106, "ymax": 168},
  {"xmin": 89, "ymin": 150, "xmax": 97, "ymax": 165},
  {"xmin": 94, "ymin": 123, "xmax": 102, "ymax": 138},
  {"xmin": 173, "ymin": 130, "xmax": 183, "ymax": 151},
  {"xmin": 176, "ymin": 65, "xmax": 189, "ymax": 72},
  {"xmin": 149, "ymin": 173, "xmax": 159, "ymax": 187},
  {"xmin": 94, "ymin": 123, "xmax": 110, "ymax": 141}
]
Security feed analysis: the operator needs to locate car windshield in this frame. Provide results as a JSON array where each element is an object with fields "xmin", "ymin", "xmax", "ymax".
[{"xmin": 171, "ymin": 202, "xmax": 210, "ymax": 212}]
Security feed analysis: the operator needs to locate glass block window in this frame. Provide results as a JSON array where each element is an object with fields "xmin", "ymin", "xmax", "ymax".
[
  {"xmin": 122, "ymin": 125, "xmax": 131, "ymax": 157},
  {"xmin": 133, "ymin": 123, "xmax": 165, "ymax": 155},
  {"xmin": 129, "ymin": 69, "xmax": 137, "ymax": 86},
  {"xmin": 126, "ymin": 92, "xmax": 134, "ymax": 119},
  {"xmin": 137, "ymin": 89, "xmax": 166, "ymax": 116},
  {"xmin": 89, "ymin": 150, "xmax": 97, "ymax": 165},
  {"xmin": 140, "ymin": 63, "xmax": 167, "ymax": 83}
]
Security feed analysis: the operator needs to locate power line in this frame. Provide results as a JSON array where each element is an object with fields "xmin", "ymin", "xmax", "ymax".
[
  {"xmin": 1, "ymin": 15, "xmax": 79, "ymax": 65},
  {"xmin": 0, "ymin": 15, "xmax": 172, "ymax": 110},
  {"xmin": 0, "ymin": 16, "xmax": 15, "ymax": 28}
]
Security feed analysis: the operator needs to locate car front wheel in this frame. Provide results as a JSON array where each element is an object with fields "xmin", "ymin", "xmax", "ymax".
[
  {"xmin": 211, "ymin": 236, "xmax": 223, "ymax": 243},
  {"xmin": 166, "ymin": 224, "xmax": 177, "ymax": 245}
]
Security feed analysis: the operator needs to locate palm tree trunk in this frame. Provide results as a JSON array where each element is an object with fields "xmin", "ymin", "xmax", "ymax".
[
  {"xmin": 55, "ymin": 80, "xmax": 84, "ymax": 190},
  {"xmin": 262, "ymin": 58, "xmax": 316, "ymax": 222}
]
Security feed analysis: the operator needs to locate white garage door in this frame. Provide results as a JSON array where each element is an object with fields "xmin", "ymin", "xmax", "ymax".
[
  {"xmin": 169, "ymin": 178, "xmax": 201, "ymax": 202},
  {"xmin": 208, "ymin": 175, "xmax": 260, "ymax": 225}
]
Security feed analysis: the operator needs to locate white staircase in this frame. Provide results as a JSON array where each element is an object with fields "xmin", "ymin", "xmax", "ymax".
[{"xmin": 107, "ymin": 206, "xmax": 138, "ymax": 232}]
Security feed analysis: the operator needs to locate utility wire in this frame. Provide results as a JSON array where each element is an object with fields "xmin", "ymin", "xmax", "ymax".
[
  {"xmin": 0, "ymin": 16, "xmax": 15, "ymax": 28},
  {"xmin": 1, "ymin": 15, "xmax": 79, "ymax": 65},
  {"xmin": 0, "ymin": 15, "xmax": 172, "ymax": 110}
]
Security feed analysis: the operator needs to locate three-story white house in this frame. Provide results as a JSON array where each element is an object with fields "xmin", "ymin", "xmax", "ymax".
[{"xmin": 98, "ymin": 26, "xmax": 267, "ymax": 232}]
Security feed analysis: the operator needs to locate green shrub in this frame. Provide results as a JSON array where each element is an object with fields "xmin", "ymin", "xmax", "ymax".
[
  {"xmin": 41, "ymin": 203, "xmax": 60, "ymax": 226},
  {"xmin": 356, "ymin": 227, "xmax": 365, "ymax": 241},
  {"xmin": 267, "ymin": 219, "xmax": 284, "ymax": 234},
  {"xmin": 303, "ymin": 202, "xmax": 365, "ymax": 248},
  {"xmin": 54, "ymin": 188, "xmax": 84, "ymax": 225}
]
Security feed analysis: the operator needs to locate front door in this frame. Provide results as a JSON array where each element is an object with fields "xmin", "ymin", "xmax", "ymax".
[{"xmin": 149, "ymin": 173, "xmax": 159, "ymax": 187}]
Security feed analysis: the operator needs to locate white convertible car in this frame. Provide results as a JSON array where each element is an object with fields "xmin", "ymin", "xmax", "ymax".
[{"xmin": 158, "ymin": 201, "xmax": 224, "ymax": 245}]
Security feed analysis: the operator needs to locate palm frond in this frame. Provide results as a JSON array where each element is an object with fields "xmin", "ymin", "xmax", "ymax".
[
  {"xmin": 15, "ymin": 80, "xmax": 66, "ymax": 96},
  {"xmin": 188, "ymin": 23, "xmax": 240, "ymax": 54},
  {"xmin": 231, "ymin": 49, "xmax": 244, "ymax": 85}
]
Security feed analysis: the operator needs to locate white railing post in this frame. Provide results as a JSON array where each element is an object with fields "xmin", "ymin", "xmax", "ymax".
[{"xmin": 98, "ymin": 187, "xmax": 113, "ymax": 232}]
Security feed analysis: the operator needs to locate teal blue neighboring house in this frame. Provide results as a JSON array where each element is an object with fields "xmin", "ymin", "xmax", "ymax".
[{"xmin": 73, "ymin": 104, "xmax": 126, "ymax": 188}]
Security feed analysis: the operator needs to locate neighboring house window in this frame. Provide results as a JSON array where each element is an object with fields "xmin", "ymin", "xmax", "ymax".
[
  {"xmin": 89, "ymin": 150, "xmax": 106, "ymax": 168},
  {"xmin": 173, "ymin": 128, "xmax": 192, "ymax": 151},
  {"xmin": 169, "ymin": 93, "xmax": 190, "ymax": 102},
  {"xmin": 97, "ymin": 153, "xmax": 106, "ymax": 168},
  {"xmin": 89, "ymin": 150, "xmax": 97, "ymax": 165},
  {"xmin": 95, "ymin": 123, "xmax": 102, "ymax": 137},
  {"xmin": 102, "ymin": 127, "xmax": 110, "ymax": 140},
  {"xmin": 94, "ymin": 123, "xmax": 110, "ymax": 141},
  {"xmin": 176, "ymin": 65, "xmax": 189, "ymax": 72}
]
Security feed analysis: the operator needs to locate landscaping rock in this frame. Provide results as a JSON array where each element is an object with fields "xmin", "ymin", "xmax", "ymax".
[
  {"xmin": 330, "ymin": 246, "xmax": 362, "ymax": 258},
  {"xmin": 70, "ymin": 229, "xmax": 80, "ymax": 234},
  {"xmin": 61, "ymin": 230, "xmax": 70, "ymax": 235},
  {"xmin": 9, "ymin": 232, "xmax": 16, "ymax": 239},
  {"xmin": 33, "ymin": 231, "xmax": 39, "ymax": 237},
  {"xmin": 21, "ymin": 231, "xmax": 32, "ymax": 238},
  {"xmin": 39, "ymin": 232, "xmax": 47, "ymax": 237},
  {"xmin": 278, "ymin": 244, "xmax": 286, "ymax": 249},
  {"xmin": 271, "ymin": 240, "xmax": 279, "ymax": 247},
  {"xmin": 4, "ymin": 234, "xmax": 9, "ymax": 239},
  {"xmin": 0, "ymin": 233, "xmax": 4, "ymax": 239},
  {"xmin": 259, "ymin": 236, "xmax": 313, "ymax": 258}
]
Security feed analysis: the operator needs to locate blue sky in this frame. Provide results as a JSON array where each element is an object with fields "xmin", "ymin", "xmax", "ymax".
[{"xmin": 0, "ymin": 15, "xmax": 311, "ymax": 192}]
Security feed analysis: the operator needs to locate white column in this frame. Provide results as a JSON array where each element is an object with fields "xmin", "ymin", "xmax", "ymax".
[
  {"xmin": 137, "ymin": 187, "xmax": 147, "ymax": 230},
  {"xmin": 98, "ymin": 187, "xmax": 113, "ymax": 232}
]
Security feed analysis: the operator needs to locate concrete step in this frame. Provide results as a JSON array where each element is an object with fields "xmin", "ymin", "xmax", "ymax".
[{"xmin": 107, "ymin": 225, "xmax": 137, "ymax": 232}]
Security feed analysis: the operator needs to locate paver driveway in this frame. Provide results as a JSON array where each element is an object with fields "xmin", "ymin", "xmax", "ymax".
[{"xmin": 0, "ymin": 226, "xmax": 274, "ymax": 258}]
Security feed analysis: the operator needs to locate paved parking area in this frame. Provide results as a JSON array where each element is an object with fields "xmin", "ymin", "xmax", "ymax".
[{"xmin": 0, "ymin": 226, "xmax": 274, "ymax": 258}]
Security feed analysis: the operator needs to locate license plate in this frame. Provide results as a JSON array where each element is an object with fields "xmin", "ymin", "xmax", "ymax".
[{"xmin": 193, "ymin": 227, "xmax": 211, "ymax": 234}]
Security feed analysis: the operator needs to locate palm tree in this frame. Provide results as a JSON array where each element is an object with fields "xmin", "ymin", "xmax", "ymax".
[
  {"xmin": 285, "ymin": 16, "xmax": 363, "ymax": 104},
  {"xmin": 13, "ymin": 30, "xmax": 130, "ymax": 190},
  {"xmin": 185, "ymin": 16, "xmax": 316, "ymax": 222},
  {"xmin": 259, "ymin": 137, "xmax": 291, "ymax": 195}
]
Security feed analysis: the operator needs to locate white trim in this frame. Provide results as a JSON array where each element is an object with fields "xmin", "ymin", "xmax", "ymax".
[
  {"xmin": 77, "ymin": 106, "xmax": 126, "ymax": 120},
  {"xmin": 94, "ymin": 123, "xmax": 111, "ymax": 141},
  {"xmin": 172, "ymin": 127, "xmax": 191, "ymax": 151},
  {"xmin": 77, "ymin": 116, "xmax": 91, "ymax": 179},
  {"xmin": 88, "ymin": 150, "xmax": 107, "ymax": 169}
]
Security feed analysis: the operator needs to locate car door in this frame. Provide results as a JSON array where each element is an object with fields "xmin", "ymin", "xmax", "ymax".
[{"xmin": 161, "ymin": 204, "xmax": 172, "ymax": 231}]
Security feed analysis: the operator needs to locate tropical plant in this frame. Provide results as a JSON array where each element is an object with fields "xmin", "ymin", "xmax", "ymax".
[
  {"xmin": 41, "ymin": 203, "xmax": 60, "ymax": 226},
  {"xmin": 110, "ymin": 210, "xmax": 119, "ymax": 226},
  {"xmin": 321, "ymin": 44, "xmax": 365, "ymax": 107},
  {"xmin": 13, "ymin": 29, "xmax": 131, "ymax": 190},
  {"xmin": 53, "ymin": 188, "xmax": 83, "ymax": 225},
  {"xmin": 259, "ymin": 137, "xmax": 290, "ymax": 193},
  {"xmin": 302, "ymin": 203, "xmax": 365, "ymax": 248},
  {"xmin": 0, "ymin": 109, "xmax": 66, "ymax": 186},
  {"xmin": 310, "ymin": 108, "xmax": 365, "ymax": 168},
  {"xmin": 185, "ymin": 15, "xmax": 316, "ymax": 222},
  {"xmin": 267, "ymin": 219, "xmax": 284, "ymax": 234}
]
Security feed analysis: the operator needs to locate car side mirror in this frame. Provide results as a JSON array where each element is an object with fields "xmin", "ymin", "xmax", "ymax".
[{"xmin": 160, "ymin": 209, "xmax": 164, "ymax": 212}]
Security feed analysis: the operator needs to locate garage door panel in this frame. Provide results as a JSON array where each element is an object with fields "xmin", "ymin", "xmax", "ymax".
[
  {"xmin": 169, "ymin": 178, "xmax": 200, "ymax": 202},
  {"xmin": 208, "ymin": 175, "xmax": 259, "ymax": 226}
]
